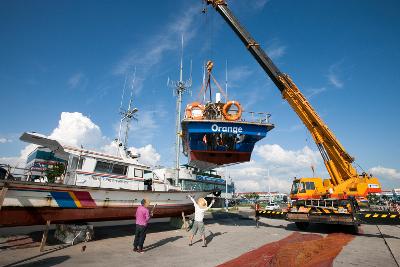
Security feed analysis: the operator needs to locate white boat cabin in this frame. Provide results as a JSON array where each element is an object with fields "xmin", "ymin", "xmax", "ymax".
[{"xmin": 20, "ymin": 132, "xmax": 176, "ymax": 191}]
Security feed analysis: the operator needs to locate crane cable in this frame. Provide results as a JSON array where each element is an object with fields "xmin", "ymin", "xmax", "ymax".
[{"xmin": 196, "ymin": 61, "xmax": 228, "ymax": 102}]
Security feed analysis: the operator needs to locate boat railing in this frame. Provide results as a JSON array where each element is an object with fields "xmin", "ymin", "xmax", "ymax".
[
  {"xmin": 184, "ymin": 110, "xmax": 272, "ymax": 124},
  {"xmin": 0, "ymin": 163, "xmax": 65, "ymax": 183},
  {"xmin": 0, "ymin": 164, "xmax": 27, "ymax": 181},
  {"xmin": 241, "ymin": 111, "xmax": 272, "ymax": 124}
]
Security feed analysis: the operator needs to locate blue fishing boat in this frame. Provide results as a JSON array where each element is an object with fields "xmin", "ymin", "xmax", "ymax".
[{"xmin": 181, "ymin": 61, "xmax": 274, "ymax": 170}]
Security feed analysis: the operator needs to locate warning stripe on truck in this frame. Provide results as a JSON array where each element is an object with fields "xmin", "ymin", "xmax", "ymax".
[
  {"xmin": 363, "ymin": 213, "xmax": 398, "ymax": 219},
  {"xmin": 256, "ymin": 210, "xmax": 286, "ymax": 219}
]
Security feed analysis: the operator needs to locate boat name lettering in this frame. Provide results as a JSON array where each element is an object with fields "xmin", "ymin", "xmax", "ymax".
[{"xmin": 211, "ymin": 124, "xmax": 242, "ymax": 134}]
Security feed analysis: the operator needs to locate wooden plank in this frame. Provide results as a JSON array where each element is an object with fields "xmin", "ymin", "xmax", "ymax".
[
  {"xmin": 39, "ymin": 220, "xmax": 51, "ymax": 252},
  {"xmin": 0, "ymin": 186, "xmax": 8, "ymax": 210},
  {"xmin": 181, "ymin": 211, "xmax": 188, "ymax": 230}
]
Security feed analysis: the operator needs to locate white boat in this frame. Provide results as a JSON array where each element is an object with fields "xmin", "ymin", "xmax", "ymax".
[{"xmin": 0, "ymin": 132, "xmax": 212, "ymax": 227}]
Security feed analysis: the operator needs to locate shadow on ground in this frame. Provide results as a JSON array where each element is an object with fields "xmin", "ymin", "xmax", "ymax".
[
  {"xmin": 10, "ymin": 256, "xmax": 70, "ymax": 267},
  {"xmin": 145, "ymin": 236, "xmax": 183, "ymax": 251},
  {"xmin": 206, "ymin": 231, "xmax": 227, "ymax": 245}
]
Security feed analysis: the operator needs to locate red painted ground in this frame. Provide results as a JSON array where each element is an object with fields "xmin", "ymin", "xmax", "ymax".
[{"xmin": 218, "ymin": 232, "xmax": 354, "ymax": 267}]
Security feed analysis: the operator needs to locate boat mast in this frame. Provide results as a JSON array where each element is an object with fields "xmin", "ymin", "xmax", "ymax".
[
  {"xmin": 117, "ymin": 68, "xmax": 139, "ymax": 158},
  {"xmin": 168, "ymin": 35, "xmax": 192, "ymax": 186}
]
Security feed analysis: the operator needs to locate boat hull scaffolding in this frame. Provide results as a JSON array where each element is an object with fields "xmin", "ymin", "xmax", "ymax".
[
  {"xmin": 0, "ymin": 181, "xmax": 208, "ymax": 227},
  {"xmin": 181, "ymin": 120, "xmax": 274, "ymax": 170}
]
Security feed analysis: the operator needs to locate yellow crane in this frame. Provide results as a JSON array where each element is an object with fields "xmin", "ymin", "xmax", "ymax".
[{"xmin": 206, "ymin": 0, "xmax": 383, "ymax": 229}]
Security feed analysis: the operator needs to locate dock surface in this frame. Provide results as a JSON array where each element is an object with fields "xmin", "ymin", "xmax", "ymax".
[{"xmin": 1, "ymin": 209, "xmax": 399, "ymax": 267}]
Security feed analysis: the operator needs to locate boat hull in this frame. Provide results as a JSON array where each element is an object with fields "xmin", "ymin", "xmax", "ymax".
[
  {"xmin": 0, "ymin": 205, "xmax": 194, "ymax": 227},
  {"xmin": 181, "ymin": 119, "xmax": 274, "ymax": 170},
  {"xmin": 0, "ymin": 180, "xmax": 209, "ymax": 227}
]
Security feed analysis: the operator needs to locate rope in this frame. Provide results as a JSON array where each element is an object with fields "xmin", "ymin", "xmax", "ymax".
[{"xmin": 210, "ymin": 73, "xmax": 228, "ymax": 101}]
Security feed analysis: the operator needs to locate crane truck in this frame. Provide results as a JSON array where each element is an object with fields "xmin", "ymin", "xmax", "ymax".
[{"xmin": 205, "ymin": 0, "xmax": 399, "ymax": 229}]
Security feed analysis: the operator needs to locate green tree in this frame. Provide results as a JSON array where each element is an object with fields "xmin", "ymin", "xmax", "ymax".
[
  {"xmin": 243, "ymin": 192, "xmax": 260, "ymax": 203},
  {"xmin": 46, "ymin": 163, "xmax": 65, "ymax": 183},
  {"xmin": 367, "ymin": 193, "xmax": 380, "ymax": 205}
]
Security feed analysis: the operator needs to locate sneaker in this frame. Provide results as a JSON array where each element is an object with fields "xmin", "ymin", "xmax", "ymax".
[
  {"xmin": 202, "ymin": 244, "xmax": 207, "ymax": 247},
  {"xmin": 188, "ymin": 243, "xmax": 192, "ymax": 246},
  {"xmin": 138, "ymin": 249, "xmax": 144, "ymax": 254},
  {"xmin": 133, "ymin": 248, "xmax": 138, "ymax": 252}
]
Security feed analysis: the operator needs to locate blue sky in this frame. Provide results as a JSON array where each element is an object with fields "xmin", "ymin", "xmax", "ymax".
[{"xmin": 0, "ymin": 0, "xmax": 399, "ymax": 192}]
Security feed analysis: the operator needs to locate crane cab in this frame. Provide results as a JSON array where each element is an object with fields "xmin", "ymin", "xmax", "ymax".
[{"xmin": 290, "ymin": 178, "xmax": 326, "ymax": 200}]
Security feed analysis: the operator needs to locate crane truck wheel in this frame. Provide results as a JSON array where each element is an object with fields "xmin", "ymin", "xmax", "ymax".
[
  {"xmin": 295, "ymin": 222, "xmax": 309, "ymax": 230},
  {"xmin": 350, "ymin": 224, "xmax": 360, "ymax": 235}
]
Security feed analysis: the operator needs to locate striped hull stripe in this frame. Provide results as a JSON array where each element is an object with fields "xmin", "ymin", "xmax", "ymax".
[{"xmin": 50, "ymin": 191, "xmax": 97, "ymax": 208}]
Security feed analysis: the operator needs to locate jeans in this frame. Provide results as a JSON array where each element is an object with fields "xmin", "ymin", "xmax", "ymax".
[{"xmin": 134, "ymin": 224, "xmax": 148, "ymax": 249}]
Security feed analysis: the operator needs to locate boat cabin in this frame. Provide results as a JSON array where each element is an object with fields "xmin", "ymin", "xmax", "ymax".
[{"xmin": 20, "ymin": 132, "xmax": 176, "ymax": 191}]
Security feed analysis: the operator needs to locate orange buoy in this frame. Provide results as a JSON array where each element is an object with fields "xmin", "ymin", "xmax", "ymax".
[
  {"xmin": 222, "ymin": 101, "xmax": 242, "ymax": 121},
  {"xmin": 185, "ymin": 102, "xmax": 205, "ymax": 119}
]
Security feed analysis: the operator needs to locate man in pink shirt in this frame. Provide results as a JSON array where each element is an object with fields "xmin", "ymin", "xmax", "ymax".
[{"xmin": 134, "ymin": 198, "xmax": 151, "ymax": 253}]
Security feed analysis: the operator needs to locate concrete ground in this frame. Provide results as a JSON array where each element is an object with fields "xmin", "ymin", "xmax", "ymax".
[{"xmin": 0, "ymin": 209, "xmax": 399, "ymax": 267}]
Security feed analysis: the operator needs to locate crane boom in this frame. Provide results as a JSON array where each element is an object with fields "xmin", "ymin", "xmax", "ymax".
[{"xmin": 206, "ymin": 0, "xmax": 360, "ymax": 186}]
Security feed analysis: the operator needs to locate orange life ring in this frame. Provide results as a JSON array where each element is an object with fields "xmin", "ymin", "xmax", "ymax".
[
  {"xmin": 185, "ymin": 102, "xmax": 205, "ymax": 119},
  {"xmin": 222, "ymin": 101, "xmax": 242, "ymax": 121}
]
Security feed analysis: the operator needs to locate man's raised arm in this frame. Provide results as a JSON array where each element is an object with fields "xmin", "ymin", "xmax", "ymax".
[{"xmin": 207, "ymin": 199, "xmax": 215, "ymax": 209}]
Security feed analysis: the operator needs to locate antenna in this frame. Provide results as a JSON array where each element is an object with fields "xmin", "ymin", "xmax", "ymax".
[
  {"xmin": 202, "ymin": 62, "xmax": 206, "ymax": 102},
  {"xmin": 167, "ymin": 35, "xmax": 192, "ymax": 186},
  {"xmin": 225, "ymin": 59, "xmax": 228, "ymax": 101},
  {"xmin": 117, "ymin": 67, "xmax": 139, "ymax": 159}
]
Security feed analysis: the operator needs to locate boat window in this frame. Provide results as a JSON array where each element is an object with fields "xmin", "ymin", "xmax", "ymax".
[
  {"xmin": 94, "ymin": 161, "xmax": 111, "ymax": 173},
  {"xmin": 77, "ymin": 158, "xmax": 85, "ymax": 170},
  {"xmin": 94, "ymin": 161, "xmax": 128, "ymax": 175},
  {"xmin": 70, "ymin": 156, "xmax": 79, "ymax": 171},
  {"xmin": 134, "ymin": 168, "xmax": 143, "ymax": 178},
  {"xmin": 111, "ymin": 164, "xmax": 127, "ymax": 175},
  {"xmin": 144, "ymin": 170, "xmax": 153, "ymax": 179}
]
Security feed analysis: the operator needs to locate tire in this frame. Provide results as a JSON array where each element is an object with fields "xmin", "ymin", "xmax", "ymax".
[
  {"xmin": 350, "ymin": 225, "xmax": 360, "ymax": 234},
  {"xmin": 295, "ymin": 222, "xmax": 309, "ymax": 230}
]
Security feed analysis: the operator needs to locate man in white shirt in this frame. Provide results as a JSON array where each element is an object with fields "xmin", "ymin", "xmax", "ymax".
[{"xmin": 188, "ymin": 195, "xmax": 215, "ymax": 247}]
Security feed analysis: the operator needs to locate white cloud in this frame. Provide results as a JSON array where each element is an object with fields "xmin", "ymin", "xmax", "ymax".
[
  {"xmin": 254, "ymin": 0, "xmax": 270, "ymax": 9},
  {"xmin": 255, "ymin": 144, "xmax": 320, "ymax": 169},
  {"xmin": 128, "ymin": 107, "xmax": 167, "ymax": 146},
  {"xmin": 328, "ymin": 62, "xmax": 344, "ymax": 88},
  {"xmin": 101, "ymin": 142, "xmax": 160, "ymax": 167},
  {"xmin": 128, "ymin": 144, "xmax": 161, "ymax": 167},
  {"xmin": 368, "ymin": 166, "xmax": 400, "ymax": 189},
  {"xmin": 5, "ymin": 112, "xmax": 161, "ymax": 169},
  {"xmin": 328, "ymin": 74, "xmax": 343, "ymax": 88},
  {"xmin": 369, "ymin": 166, "xmax": 400, "ymax": 180},
  {"xmin": 0, "ymin": 138, "xmax": 11, "ymax": 143},
  {"xmin": 306, "ymin": 87, "xmax": 327, "ymax": 99},
  {"xmin": 227, "ymin": 144, "xmax": 323, "ymax": 193},
  {"xmin": 227, "ymin": 161, "xmax": 294, "ymax": 193},
  {"xmin": 101, "ymin": 141, "xmax": 119, "ymax": 156},
  {"xmin": 49, "ymin": 112, "xmax": 104, "ymax": 148},
  {"xmin": 68, "ymin": 72, "xmax": 86, "ymax": 89},
  {"xmin": 227, "ymin": 145, "xmax": 399, "ymax": 193},
  {"xmin": 266, "ymin": 39, "xmax": 287, "ymax": 60},
  {"xmin": 0, "ymin": 156, "xmax": 23, "ymax": 167}
]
